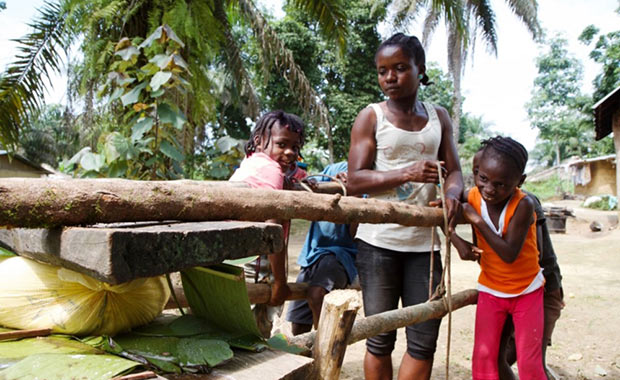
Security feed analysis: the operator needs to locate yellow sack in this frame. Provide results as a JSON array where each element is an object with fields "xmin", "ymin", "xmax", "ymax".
[{"xmin": 0, "ymin": 256, "xmax": 170, "ymax": 336}]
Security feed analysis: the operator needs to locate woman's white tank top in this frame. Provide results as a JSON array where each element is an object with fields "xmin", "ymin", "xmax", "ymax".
[{"xmin": 355, "ymin": 102, "xmax": 442, "ymax": 252}]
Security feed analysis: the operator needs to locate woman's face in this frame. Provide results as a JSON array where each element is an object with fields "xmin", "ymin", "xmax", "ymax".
[{"xmin": 375, "ymin": 46, "xmax": 422, "ymax": 100}]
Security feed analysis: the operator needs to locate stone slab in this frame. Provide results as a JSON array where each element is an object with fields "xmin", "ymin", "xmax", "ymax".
[{"xmin": 0, "ymin": 221, "xmax": 283, "ymax": 284}]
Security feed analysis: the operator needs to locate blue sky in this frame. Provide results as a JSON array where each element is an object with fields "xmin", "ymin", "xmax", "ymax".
[{"xmin": 1, "ymin": 0, "xmax": 619, "ymax": 151}]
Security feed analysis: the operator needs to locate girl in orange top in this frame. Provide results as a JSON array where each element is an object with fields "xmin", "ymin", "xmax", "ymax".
[{"xmin": 452, "ymin": 137, "xmax": 546, "ymax": 380}]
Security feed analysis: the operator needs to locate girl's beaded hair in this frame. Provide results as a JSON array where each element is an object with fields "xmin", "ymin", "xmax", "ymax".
[
  {"xmin": 244, "ymin": 110, "xmax": 306, "ymax": 155},
  {"xmin": 480, "ymin": 136, "xmax": 529, "ymax": 175},
  {"xmin": 376, "ymin": 32, "xmax": 431, "ymax": 86}
]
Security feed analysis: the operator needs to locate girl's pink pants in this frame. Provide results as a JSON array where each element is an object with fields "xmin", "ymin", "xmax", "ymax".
[{"xmin": 472, "ymin": 287, "xmax": 546, "ymax": 380}]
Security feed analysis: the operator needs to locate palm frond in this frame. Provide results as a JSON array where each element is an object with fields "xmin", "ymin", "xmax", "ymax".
[
  {"xmin": 505, "ymin": 0, "xmax": 541, "ymax": 39},
  {"xmin": 0, "ymin": 1, "xmax": 71, "ymax": 149},
  {"xmin": 467, "ymin": 0, "xmax": 497, "ymax": 55},
  {"xmin": 237, "ymin": 0, "xmax": 330, "ymax": 132},
  {"xmin": 421, "ymin": 8, "xmax": 440, "ymax": 49},
  {"xmin": 213, "ymin": 0, "xmax": 261, "ymax": 119},
  {"xmin": 392, "ymin": 0, "xmax": 425, "ymax": 29},
  {"xmin": 287, "ymin": 0, "xmax": 348, "ymax": 55}
]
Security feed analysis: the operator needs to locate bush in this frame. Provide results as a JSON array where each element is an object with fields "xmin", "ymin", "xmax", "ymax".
[{"xmin": 522, "ymin": 173, "xmax": 574, "ymax": 201}]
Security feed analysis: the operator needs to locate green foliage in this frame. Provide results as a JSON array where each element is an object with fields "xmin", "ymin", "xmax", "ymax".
[
  {"xmin": 457, "ymin": 112, "xmax": 493, "ymax": 172},
  {"xmin": 0, "ymin": 1, "xmax": 70, "ymax": 150},
  {"xmin": 583, "ymin": 195, "xmax": 617, "ymax": 211},
  {"xmin": 522, "ymin": 173, "xmax": 574, "ymax": 201},
  {"xmin": 19, "ymin": 104, "xmax": 81, "ymax": 166},
  {"xmin": 527, "ymin": 36, "xmax": 592, "ymax": 165},
  {"xmin": 418, "ymin": 62, "xmax": 454, "ymax": 112},
  {"xmin": 65, "ymin": 25, "xmax": 189, "ymax": 179},
  {"xmin": 579, "ymin": 22, "xmax": 620, "ymax": 102}
]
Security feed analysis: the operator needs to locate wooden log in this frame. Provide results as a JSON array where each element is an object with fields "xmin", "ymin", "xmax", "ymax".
[
  {"xmin": 0, "ymin": 221, "xmax": 282, "ymax": 284},
  {"xmin": 289, "ymin": 289, "xmax": 478, "ymax": 350},
  {"xmin": 312, "ymin": 290, "xmax": 361, "ymax": 380},
  {"xmin": 0, "ymin": 178, "xmax": 445, "ymax": 228}
]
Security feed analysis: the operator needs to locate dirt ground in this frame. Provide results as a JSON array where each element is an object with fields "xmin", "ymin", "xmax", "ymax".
[{"xmin": 281, "ymin": 200, "xmax": 620, "ymax": 380}]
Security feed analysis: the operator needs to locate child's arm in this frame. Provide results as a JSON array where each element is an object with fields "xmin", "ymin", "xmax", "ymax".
[
  {"xmin": 266, "ymin": 218, "xmax": 292, "ymax": 306},
  {"xmin": 451, "ymin": 232, "xmax": 482, "ymax": 261},
  {"xmin": 462, "ymin": 196, "xmax": 535, "ymax": 264}
]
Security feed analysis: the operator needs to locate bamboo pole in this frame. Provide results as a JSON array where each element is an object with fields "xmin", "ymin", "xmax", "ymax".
[{"xmin": 0, "ymin": 178, "xmax": 446, "ymax": 228}]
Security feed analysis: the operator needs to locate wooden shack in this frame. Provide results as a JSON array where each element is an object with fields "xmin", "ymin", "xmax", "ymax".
[
  {"xmin": 0, "ymin": 150, "xmax": 52, "ymax": 178},
  {"xmin": 593, "ymin": 85, "xmax": 620, "ymax": 215},
  {"xmin": 568, "ymin": 154, "xmax": 616, "ymax": 197}
]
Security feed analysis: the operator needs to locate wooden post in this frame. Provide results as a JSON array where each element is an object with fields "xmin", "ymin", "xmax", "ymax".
[
  {"xmin": 312, "ymin": 289, "xmax": 361, "ymax": 380},
  {"xmin": 613, "ymin": 110, "xmax": 620, "ymax": 219}
]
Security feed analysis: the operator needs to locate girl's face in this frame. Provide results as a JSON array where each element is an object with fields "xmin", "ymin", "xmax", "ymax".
[
  {"xmin": 474, "ymin": 155, "xmax": 524, "ymax": 206},
  {"xmin": 375, "ymin": 46, "xmax": 422, "ymax": 100},
  {"xmin": 255, "ymin": 121, "xmax": 301, "ymax": 172}
]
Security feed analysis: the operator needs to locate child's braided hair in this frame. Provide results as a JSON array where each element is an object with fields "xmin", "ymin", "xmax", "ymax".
[
  {"xmin": 480, "ymin": 136, "xmax": 528, "ymax": 175},
  {"xmin": 244, "ymin": 110, "xmax": 305, "ymax": 155},
  {"xmin": 376, "ymin": 32, "xmax": 431, "ymax": 86}
]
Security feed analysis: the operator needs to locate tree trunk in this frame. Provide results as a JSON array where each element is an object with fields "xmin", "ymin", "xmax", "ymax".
[{"xmin": 0, "ymin": 178, "xmax": 446, "ymax": 228}]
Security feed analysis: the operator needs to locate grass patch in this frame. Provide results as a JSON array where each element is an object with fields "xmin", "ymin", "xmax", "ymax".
[
  {"xmin": 522, "ymin": 173, "xmax": 573, "ymax": 201},
  {"xmin": 289, "ymin": 219, "xmax": 311, "ymax": 237}
]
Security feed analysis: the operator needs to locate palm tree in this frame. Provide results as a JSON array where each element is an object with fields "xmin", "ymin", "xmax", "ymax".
[
  {"xmin": 0, "ymin": 0, "xmax": 347, "ymax": 158},
  {"xmin": 389, "ymin": 0, "xmax": 541, "ymax": 139}
]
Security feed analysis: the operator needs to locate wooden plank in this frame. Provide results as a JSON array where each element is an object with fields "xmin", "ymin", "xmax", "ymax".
[
  {"xmin": 0, "ymin": 221, "xmax": 282, "ymax": 284},
  {"xmin": 167, "ymin": 349, "xmax": 313, "ymax": 380}
]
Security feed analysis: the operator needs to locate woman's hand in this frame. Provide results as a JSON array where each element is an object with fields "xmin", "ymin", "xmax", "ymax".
[{"xmin": 403, "ymin": 160, "xmax": 445, "ymax": 184}]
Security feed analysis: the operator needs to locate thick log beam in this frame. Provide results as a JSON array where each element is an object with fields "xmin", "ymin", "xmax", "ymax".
[
  {"xmin": 289, "ymin": 289, "xmax": 478, "ymax": 350},
  {"xmin": 0, "ymin": 178, "xmax": 445, "ymax": 228}
]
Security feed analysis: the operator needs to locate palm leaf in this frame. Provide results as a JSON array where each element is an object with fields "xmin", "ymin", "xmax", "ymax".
[
  {"xmin": 467, "ymin": 0, "xmax": 497, "ymax": 54},
  {"xmin": 0, "ymin": 1, "xmax": 71, "ymax": 149},
  {"xmin": 421, "ymin": 8, "xmax": 440, "ymax": 49},
  {"xmin": 212, "ymin": 0, "xmax": 261, "ymax": 119},
  {"xmin": 237, "ymin": 0, "xmax": 331, "ymax": 134},
  {"xmin": 287, "ymin": 0, "xmax": 348, "ymax": 55},
  {"xmin": 505, "ymin": 0, "xmax": 541, "ymax": 39}
]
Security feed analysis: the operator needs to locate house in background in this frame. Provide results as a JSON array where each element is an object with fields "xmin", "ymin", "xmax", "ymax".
[
  {"xmin": 567, "ymin": 154, "xmax": 616, "ymax": 196},
  {"xmin": 593, "ymin": 85, "xmax": 620, "ymax": 215},
  {"xmin": 0, "ymin": 150, "xmax": 53, "ymax": 178}
]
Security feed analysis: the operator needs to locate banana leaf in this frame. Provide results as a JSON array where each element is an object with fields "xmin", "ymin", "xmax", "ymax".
[
  {"xmin": 131, "ymin": 314, "xmax": 266, "ymax": 351},
  {"xmin": 181, "ymin": 264, "xmax": 263, "ymax": 339},
  {"xmin": 111, "ymin": 334, "xmax": 233, "ymax": 373},
  {"xmin": 0, "ymin": 353, "xmax": 138, "ymax": 380},
  {"xmin": 0, "ymin": 335, "xmax": 102, "ymax": 369}
]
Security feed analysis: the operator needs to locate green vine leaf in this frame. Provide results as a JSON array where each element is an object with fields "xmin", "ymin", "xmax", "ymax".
[
  {"xmin": 131, "ymin": 117, "xmax": 154, "ymax": 142},
  {"xmin": 157, "ymin": 103, "xmax": 186, "ymax": 130},
  {"xmin": 150, "ymin": 71, "xmax": 172, "ymax": 92},
  {"xmin": 160, "ymin": 140, "xmax": 185, "ymax": 162},
  {"xmin": 121, "ymin": 82, "xmax": 147, "ymax": 106},
  {"xmin": 115, "ymin": 46, "xmax": 140, "ymax": 61}
]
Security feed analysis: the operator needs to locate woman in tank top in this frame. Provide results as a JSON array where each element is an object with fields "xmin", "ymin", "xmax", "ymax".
[{"xmin": 347, "ymin": 33, "xmax": 463, "ymax": 380}]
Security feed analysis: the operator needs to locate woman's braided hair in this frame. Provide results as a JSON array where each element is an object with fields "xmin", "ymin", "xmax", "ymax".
[
  {"xmin": 376, "ymin": 32, "xmax": 431, "ymax": 86},
  {"xmin": 480, "ymin": 136, "xmax": 528, "ymax": 175},
  {"xmin": 244, "ymin": 110, "xmax": 306, "ymax": 155}
]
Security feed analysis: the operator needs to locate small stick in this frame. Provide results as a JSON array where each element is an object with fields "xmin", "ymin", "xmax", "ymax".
[
  {"xmin": 0, "ymin": 328, "xmax": 52, "ymax": 341},
  {"xmin": 110, "ymin": 371, "xmax": 158, "ymax": 380}
]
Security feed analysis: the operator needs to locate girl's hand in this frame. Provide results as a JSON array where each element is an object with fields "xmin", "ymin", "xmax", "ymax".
[
  {"xmin": 451, "ymin": 234, "xmax": 482, "ymax": 262},
  {"xmin": 403, "ymin": 160, "xmax": 445, "ymax": 184},
  {"xmin": 444, "ymin": 194, "xmax": 462, "ymax": 233}
]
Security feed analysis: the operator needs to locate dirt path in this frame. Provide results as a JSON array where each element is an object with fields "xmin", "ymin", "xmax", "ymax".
[{"xmin": 284, "ymin": 201, "xmax": 620, "ymax": 379}]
